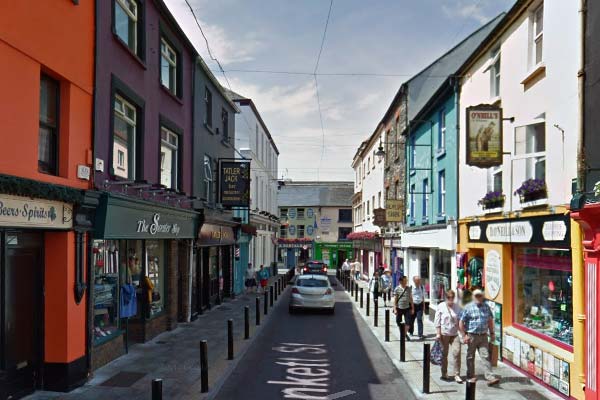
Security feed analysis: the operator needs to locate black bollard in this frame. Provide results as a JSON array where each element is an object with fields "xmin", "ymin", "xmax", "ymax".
[
  {"xmin": 228, "ymin": 319, "xmax": 234, "ymax": 360},
  {"xmin": 355, "ymin": 283, "xmax": 358, "ymax": 302},
  {"xmin": 200, "ymin": 340, "xmax": 208, "ymax": 393},
  {"xmin": 466, "ymin": 379, "xmax": 476, "ymax": 400},
  {"xmin": 264, "ymin": 291, "xmax": 268, "ymax": 315},
  {"xmin": 274, "ymin": 282, "xmax": 278, "ymax": 301},
  {"xmin": 366, "ymin": 293, "xmax": 370, "ymax": 316},
  {"xmin": 360, "ymin": 288, "xmax": 364, "ymax": 308},
  {"xmin": 374, "ymin": 297, "xmax": 378, "ymax": 327},
  {"xmin": 270, "ymin": 285, "xmax": 274, "ymax": 306},
  {"xmin": 152, "ymin": 378, "xmax": 163, "ymax": 400},
  {"xmin": 400, "ymin": 322, "xmax": 406, "ymax": 362},
  {"xmin": 385, "ymin": 309, "xmax": 390, "ymax": 342},
  {"xmin": 244, "ymin": 306, "xmax": 250, "ymax": 339},
  {"xmin": 256, "ymin": 297, "xmax": 261, "ymax": 326},
  {"xmin": 423, "ymin": 343, "xmax": 430, "ymax": 394},
  {"xmin": 351, "ymin": 280, "xmax": 354, "ymax": 297}
]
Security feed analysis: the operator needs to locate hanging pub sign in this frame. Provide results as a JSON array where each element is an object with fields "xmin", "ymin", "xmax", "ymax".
[
  {"xmin": 385, "ymin": 199, "xmax": 403, "ymax": 222},
  {"xmin": 373, "ymin": 208, "xmax": 386, "ymax": 227},
  {"xmin": 219, "ymin": 160, "xmax": 251, "ymax": 208},
  {"xmin": 466, "ymin": 105, "xmax": 503, "ymax": 168}
]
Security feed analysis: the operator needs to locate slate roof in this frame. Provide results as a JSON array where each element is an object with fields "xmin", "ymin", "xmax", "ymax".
[
  {"xmin": 405, "ymin": 13, "xmax": 505, "ymax": 122},
  {"xmin": 278, "ymin": 182, "xmax": 354, "ymax": 207}
]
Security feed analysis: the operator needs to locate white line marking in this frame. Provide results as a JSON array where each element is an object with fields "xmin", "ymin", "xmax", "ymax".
[{"xmin": 327, "ymin": 390, "xmax": 356, "ymax": 399}]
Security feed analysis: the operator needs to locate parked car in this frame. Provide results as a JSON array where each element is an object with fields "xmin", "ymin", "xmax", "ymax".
[
  {"xmin": 301, "ymin": 260, "xmax": 328, "ymax": 275},
  {"xmin": 289, "ymin": 274, "xmax": 335, "ymax": 314}
]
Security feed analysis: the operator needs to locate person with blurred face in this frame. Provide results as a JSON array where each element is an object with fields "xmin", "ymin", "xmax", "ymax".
[
  {"xmin": 434, "ymin": 290, "xmax": 463, "ymax": 383},
  {"xmin": 393, "ymin": 276, "xmax": 414, "ymax": 340},
  {"xmin": 459, "ymin": 289, "xmax": 500, "ymax": 385},
  {"xmin": 410, "ymin": 276, "xmax": 425, "ymax": 340}
]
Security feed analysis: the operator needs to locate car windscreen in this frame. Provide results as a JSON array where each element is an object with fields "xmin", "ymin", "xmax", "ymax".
[
  {"xmin": 307, "ymin": 264, "xmax": 324, "ymax": 269},
  {"xmin": 297, "ymin": 279, "xmax": 328, "ymax": 288}
]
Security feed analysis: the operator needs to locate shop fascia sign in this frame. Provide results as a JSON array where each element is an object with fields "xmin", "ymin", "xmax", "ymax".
[
  {"xmin": 468, "ymin": 215, "xmax": 570, "ymax": 245},
  {"xmin": 136, "ymin": 213, "xmax": 181, "ymax": 236},
  {"xmin": 0, "ymin": 194, "xmax": 73, "ymax": 229},
  {"xmin": 486, "ymin": 221, "xmax": 533, "ymax": 243}
]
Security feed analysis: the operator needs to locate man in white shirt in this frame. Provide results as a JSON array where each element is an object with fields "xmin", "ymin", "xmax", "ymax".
[{"xmin": 410, "ymin": 276, "xmax": 425, "ymax": 340}]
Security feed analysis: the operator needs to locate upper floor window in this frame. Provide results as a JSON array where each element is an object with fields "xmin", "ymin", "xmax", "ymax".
[
  {"xmin": 113, "ymin": 95, "xmax": 137, "ymax": 179},
  {"xmin": 297, "ymin": 225, "xmax": 305, "ymax": 238},
  {"xmin": 410, "ymin": 136, "xmax": 416, "ymax": 170},
  {"xmin": 297, "ymin": 208, "xmax": 305, "ymax": 219},
  {"xmin": 39, "ymin": 74, "xmax": 59, "ymax": 175},
  {"xmin": 438, "ymin": 109, "xmax": 446, "ymax": 150},
  {"xmin": 204, "ymin": 88, "xmax": 213, "ymax": 127},
  {"xmin": 338, "ymin": 209, "xmax": 352, "ymax": 223},
  {"xmin": 338, "ymin": 227, "xmax": 352, "ymax": 240},
  {"xmin": 367, "ymin": 157, "xmax": 371, "ymax": 173},
  {"xmin": 515, "ymin": 122, "xmax": 546, "ymax": 181},
  {"xmin": 160, "ymin": 127, "xmax": 179, "ymax": 189},
  {"xmin": 438, "ymin": 171, "xmax": 446, "ymax": 216},
  {"xmin": 280, "ymin": 208, "xmax": 288, "ymax": 219},
  {"xmin": 422, "ymin": 178, "xmax": 429, "ymax": 220},
  {"xmin": 203, "ymin": 155, "xmax": 213, "ymax": 202},
  {"xmin": 410, "ymin": 184, "xmax": 415, "ymax": 219},
  {"xmin": 366, "ymin": 201, "xmax": 370, "ymax": 217},
  {"xmin": 488, "ymin": 166, "xmax": 503, "ymax": 193},
  {"xmin": 373, "ymin": 150, "xmax": 377, "ymax": 166},
  {"xmin": 115, "ymin": 0, "xmax": 138, "ymax": 54},
  {"xmin": 160, "ymin": 38, "xmax": 178, "ymax": 95},
  {"xmin": 378, "ymin": 191, "xmax": 382, "ymax": 208},
  {"xmin": 490, "ymin": 47, "xmax": 501, "ymax": 98},
  {"xmin": 280, "ymin": 226, "xmax": 287, "ymax": 238},
  {"xmin": 531, "ymin": 3, "xmax": 544, "ymax": 66},
  {"xmin": 221, "ymin": 108, "xmax": 229, "ymax": 141}
]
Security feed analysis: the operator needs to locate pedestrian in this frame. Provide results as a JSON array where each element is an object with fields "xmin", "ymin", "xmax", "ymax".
[
  {"xmin": 349, "ymin": 260, "xmax": 356, "ymax": 281},
  {"xmin": 258, "ymin": 264, "xmax": 269, "ymax": 294},
  {"xmin": 410, "ymin": 276, "xmax": 426, "ymax": 340},
  {"xmin": 378, "ymin": 264, "xmax": 385, "ymax": 276},
  {"xmin": 458, "ymin": 289, "xmax": 500, "ymax": 385},
  {"xmin": 393, "ymin": 276, "xmax": 414, "ymax": 340},
  {"xmin": 368, "ymin": 270, "xmax": 383, "ymax": 306},
  {"xmin": 245, "ymin": 263, "xmax": 257, "ymax": 294},
  {"xmin": 381, "ymin": 269, "xmax": 392, "ymax": 307},
  {"xmin": 354, "ymin": 259, "xmax": 362, "ymax": 281},
  {"xmin": 434, "ymin": 289, "xmax": 463, "ymax": 383},
  {"xmin": 342, "ymin": 259, "xmax": 351, "ymax": 280}
]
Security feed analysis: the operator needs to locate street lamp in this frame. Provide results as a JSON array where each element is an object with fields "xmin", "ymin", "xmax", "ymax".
[{"xmin": 375, "ymin": 139, "xmax": 386, "ymax": 161}]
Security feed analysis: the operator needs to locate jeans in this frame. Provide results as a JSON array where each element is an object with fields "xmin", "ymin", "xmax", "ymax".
[
  {"xmin": 440, "ymin": 335, "xmax": 461, "ymax": 377},
  {"xmin": 410, "ymin": 302, "xmax": 424, "ymax": 336},
  {"xmin": 466, "ymin": 333, "xmax": 494, "ymax": 380}
]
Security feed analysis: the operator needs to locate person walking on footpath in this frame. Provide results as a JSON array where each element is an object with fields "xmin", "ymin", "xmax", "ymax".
[
  {"xmin": 458, "ymin": 289, "xmax": 500, "ymax": 386},
  {"xmin": 342, "ymin": 259, "xmax": 351, "ymax": 280},
  {"xmin": 368, "ymin": 270, "xmax": 383, "ymax": 307},
  {"xmin": 393, "ymin": 276, "xmax": 414, "ymax": 340},
  {"xmin": 381, "ymin": 269, "xmax": 392, "ymax": 307},
  {"xmin": 353, "ymin": 259, "xmax": 362, "ymax": 281},
  {"xmin": 245, "ymin": 263, "xmax": 257, "ymax": 294},
  {"xmin": 434, "ymin": 289, "xmax": 464, "ymax": 383},
  {"xmin": 258, "ymin": 265, "xmax": 269, "ymax": 294},
  {"xmin": 410, "ymin": 276, "xmax": 426, "ymax": 340}
]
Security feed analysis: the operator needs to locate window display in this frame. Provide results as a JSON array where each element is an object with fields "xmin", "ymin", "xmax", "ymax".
[
  {"xmin": 431, "ymin": 250, "xmax": 451, "ymax": 305},
  {"xmin": 146, "ymin": 240, "xmax": 165, "ymax": 316},
  {"xmin": 93, "ymin": 240, "xmax": 122, "ymax": 343},
  {"xmin": 513, "ymin": 247, "xmax": 573, "ymax": 346}
]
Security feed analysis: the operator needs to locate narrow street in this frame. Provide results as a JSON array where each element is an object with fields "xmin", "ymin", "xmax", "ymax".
[{"xmin": 213, "ymin": 279, "xmax": 415, "ymax": 400}]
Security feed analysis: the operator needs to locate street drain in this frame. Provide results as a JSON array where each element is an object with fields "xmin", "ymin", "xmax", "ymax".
[{"xmin": 100, "ymin": 371, "xmax": 146, "ymax": 387}]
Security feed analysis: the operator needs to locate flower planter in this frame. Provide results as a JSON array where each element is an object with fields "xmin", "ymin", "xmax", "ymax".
[
  {"xmin": 482, "ymin": 199, "xmax": 505, "ymax": 210},
  {"xmin": 519, "ymin": 190, "xmax": 547, "ymax": 203}
]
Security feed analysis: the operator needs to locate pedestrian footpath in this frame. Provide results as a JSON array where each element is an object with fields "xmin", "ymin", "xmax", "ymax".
[
  {"xmin": 342, "ymin": 276, "xmax": 558, "ymax": 400},
  {"xmin": 25, "ymin": 274, "xmax": 290, "ymax": 400}
]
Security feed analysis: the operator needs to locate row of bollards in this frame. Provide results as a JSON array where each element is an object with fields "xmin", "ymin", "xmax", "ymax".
[
  {"xmin": 151, "ymin": 274, "xmax": 291, "ymax": 398},
  {"xmin": 339, "ymin": 272, "xmax": 478, "ymax": 400}
]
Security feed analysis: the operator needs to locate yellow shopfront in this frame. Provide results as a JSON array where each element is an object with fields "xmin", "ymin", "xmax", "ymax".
[{"xmin": 458, "ymin": 210, "xmax": 584, "ymax": 399}]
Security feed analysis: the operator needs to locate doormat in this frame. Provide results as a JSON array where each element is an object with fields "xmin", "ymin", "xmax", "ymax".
[
  {"xmin": 100, "ymin": 371, "xmax": 146, "ymax": 387},
  {"xmin": 516, "ymin": 390, "xmax": 551, "ymax": 400}
]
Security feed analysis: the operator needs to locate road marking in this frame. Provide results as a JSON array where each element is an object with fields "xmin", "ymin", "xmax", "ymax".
[{"xmin": 327, "ymin": 390, "xmax": 356, "ymax": 399}]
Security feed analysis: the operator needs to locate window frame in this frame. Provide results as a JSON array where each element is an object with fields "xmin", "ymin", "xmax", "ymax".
[
  {"xmin": 221, "ymin": 107, "xmax": 229, "ymax": 141},
  {"xmin": 514, "ymin": 121, "xmax": 546, "ymax": 181},
  {"xmin": 203, "ymin": 155, "xmax": 213, "ymax": 202},
  {"xmin": 112, "ymin": 94, "xmax": 138, "ymax": 180},
  {"xmin": 298, "ymin": 225, "xmax": 305, "ymax": 238},
  {"xmin": 438, "ymin": 109, "xmax": 446, "ymax": 151},
  {"xmin": 160, "ymin": 36, "xmax": 179, "ymax": 97},
  {"xmin": 490, "ymin": 47, "xmax": 501, "ymax": 98},
  {"xmin": 297, "ymin": 208, "xmax": 305, "ymax": 219},
  {"xmin": 532, "ymin": 3, "xmax": 544, "ymax": 66},
  {"xmin": 159, "ymin": 124, "xmax": 180, "ymax": 190},
  {"xmin": 409, "ymin": 183, "xmax": 415, "ymax": 221},
  {"xmin": 112, "ymin": 0, "xmax": 144, "ymax": 59},
  {"xmin": 422, "ymin": 178, "xmax": 429, "ymax": 221},
  {"xmin": 39, "ymin": 73, "xmax": 60, "ymax": 175},
  {"xmin": 438, "ymin": 170, "xmax": 446, "ymax": 217},
  {"xmin": 204, "ymin": 87, "xmax": 213, "ymax": 127}
]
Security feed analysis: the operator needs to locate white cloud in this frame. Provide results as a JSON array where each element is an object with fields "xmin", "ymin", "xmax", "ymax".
[{"xmin": 442, "ymin": 1, "xmax": 491, "ymax": 24}]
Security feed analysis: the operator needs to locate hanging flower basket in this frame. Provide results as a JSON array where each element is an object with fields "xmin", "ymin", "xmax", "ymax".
[
  {"xmin": 477, "ymin": 191, "xmax": 505, "ymax": 210},
  {"xmin": 514, "ymin": 179, "xmax": 547, "ymax": 203},
  {"xmin": 346, "ymin": 231, "xmax": 379, "ymax": 240}
]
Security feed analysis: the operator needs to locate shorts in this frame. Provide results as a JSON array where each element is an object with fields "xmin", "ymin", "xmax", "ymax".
[
  {"xmin": 260, "ymin": 279, "xmax": 268, "ymax": 288},
  {"xmin": 396, "ymin": 307, "xmax": 411, "ymax": 325},
  {"xmin": 245, "ymin": 278, "xmax": 256, "ymax": 287}
]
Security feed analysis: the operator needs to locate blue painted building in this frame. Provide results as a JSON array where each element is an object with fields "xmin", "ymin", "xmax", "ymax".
[{"xmin": 401, "ymin": 14, "xmax": 503, "ymax": 317}]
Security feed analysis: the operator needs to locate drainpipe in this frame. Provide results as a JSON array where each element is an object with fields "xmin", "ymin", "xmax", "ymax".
[
  {"xmin": 577, "ymin": 0, "xmax": 587, "ymax": 191},
  {"xmin": 454, "ymin": 77, "xmax": 460, "ymax": 223}
]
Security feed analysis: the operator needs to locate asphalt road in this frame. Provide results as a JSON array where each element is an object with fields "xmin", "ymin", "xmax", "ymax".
[{"xmin": 213, "ymin": 277, "xmax": 416, "ymax": 400}]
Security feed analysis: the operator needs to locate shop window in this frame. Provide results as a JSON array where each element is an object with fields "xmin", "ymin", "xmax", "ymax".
[
  {"xmin": 515, "ymin": 122, "xmax": 545, "ymax": 181},
  {"xmin": 113, "ymin": 95, "xmax": 137, "ymax": 179},
  {"xmin": 431, "ymin": 249, "xmax": 451, "ymax": 305},
  {"xmin": 513, "ymin": 247, "xmax": 573, "ymax": 346},
  {"xmin": 146, "ymin": 240, "xmax": 165, "ymax": 317},
  {"xmin": 114, "ymin": 0, "xmax": 138, "ymax": 54},
  {"xmin": 39, "ymin": 74, "xmax": 59, "ymax": 175},
  {"xmin": 160, "ymin": 37, "xmax": 178, "ymax": 96},
  {"xmin": 160, "ymin": 127, "xmax": 179, "ymax": 189}
]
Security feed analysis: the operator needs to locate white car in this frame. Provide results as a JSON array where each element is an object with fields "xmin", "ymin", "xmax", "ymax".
[{"xmin": 289, "ymin": 274, "xmax": 335, "ymax": 314}]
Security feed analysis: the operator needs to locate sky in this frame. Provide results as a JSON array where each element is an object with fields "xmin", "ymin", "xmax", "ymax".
[{"xmin": 165, "ymin": 0, "xmax": 515, "ymax": 182}]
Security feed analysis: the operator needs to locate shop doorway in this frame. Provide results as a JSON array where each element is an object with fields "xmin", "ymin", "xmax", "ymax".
[
  {"xmin": 1, "ymin": 231, "xmax": 44, "ymax": 400},
  {"xmin": 286, "ymin": 249, "xmax": 295, "ymax": 268}
]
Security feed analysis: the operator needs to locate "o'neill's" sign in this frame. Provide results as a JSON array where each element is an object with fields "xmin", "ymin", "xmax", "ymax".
[{"xmin": 0, "ymin": 194, "xmax": 73, "ymax": 229}]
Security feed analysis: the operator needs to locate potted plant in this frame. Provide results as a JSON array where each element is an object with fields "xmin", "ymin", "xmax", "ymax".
[
  {"xmin": 478, "ymin": 191, "xmax": 505, "ymax": 210},
  {"xmin": 514, "ymin": 178, "xmax": 547, "ymax": 203}
]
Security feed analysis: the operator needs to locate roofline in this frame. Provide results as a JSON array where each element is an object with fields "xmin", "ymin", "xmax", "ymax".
[
  {"xmin": 196, "ymin": 57, "xmax": 240, "ymax": 112},
  {"xmin": 456, "ymin": 0, "xmax": 530, "ymax": 77},
  {"xmin": 232, "ymin": 97, "xmax": 280, "ymax": 155},
  {"xmin": 154, "ymin": 0, "xmax": 198, "ymax": 58}
]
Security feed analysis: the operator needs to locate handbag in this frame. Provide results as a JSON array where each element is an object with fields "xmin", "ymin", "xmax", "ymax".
[{"xmin": 431, "ymin": 340, "xmax": 443, "ymax": 365}]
